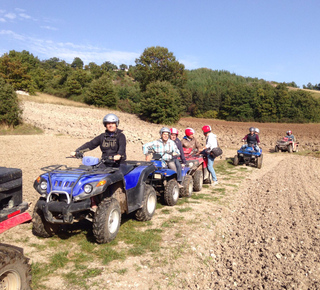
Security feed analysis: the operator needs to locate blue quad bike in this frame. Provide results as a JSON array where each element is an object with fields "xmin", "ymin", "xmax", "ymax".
[
  {"xmin": 233, "ymin": 145, "xmax": 263, "ymax": 169},
  {"xmin": 147, "ymin": 151, "xmax": 194, "ymax": 206},
  {"xmin": 32, "ymin": 155, "xmax": 157, "ymax": 244}
]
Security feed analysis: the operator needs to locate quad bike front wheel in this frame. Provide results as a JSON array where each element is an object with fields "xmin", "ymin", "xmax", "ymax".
[
  {"xmin": 93, "ymin": 198, "xmax": 121, "ymax": 244},
  {"xmin": 193, "ymin": 170, "xmax": 203, "ymax": 192},
  {"xmin": 275, "ymin": 146, "xmax": 279, "ymax": 152},
  {"xmin": 135, "ymin": 184, "xmax": 157, "ymax": 221},
  {"xmin": 180, "ymin": 175, "xmax": 193, "ymax": 198},
  {"xmin": 0, "ymin": 244, "xmax": 32, "ymax": 290},
  {"xmin": 164, "ymin": 179, "xmax": 179, "ymax": 206},
  {"xmin": 32, "ymin": 202, "xmax": 60, "ymax": 238},
  {"xmin": 288, "ymin": 144, "xmax": 293, "ymax": 153},
  {"xmin": 233, "ymin": 155, "xmax": 239, "ymax": 166}
]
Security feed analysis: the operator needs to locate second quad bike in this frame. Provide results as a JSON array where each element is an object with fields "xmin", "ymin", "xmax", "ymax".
[
  {"xmin": 32, "ymin": 155, "xmax": 157, "ymax": 244},
  {"xmin": 233, "ymin": 145, "xmax": 263, "ymax": 169},
  {"xmin": 0, "ymin": 166, "xmax": 32, "ymax": 289},
  {"xmin": 275, "ymin": 137, "xmax": 299, "ymax": 153},
  {"xmin": 183, "ymin": 148, "xmax": 211, "ymax": 191},
  {"xmin": 147, "ymin": 150, "xmax": 194, "ymax": 206}
]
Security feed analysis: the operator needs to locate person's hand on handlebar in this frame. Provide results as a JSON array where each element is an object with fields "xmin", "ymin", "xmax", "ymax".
[{"xmin": 113, "ymin": 154, "xmax": 121, "ymax": 161}]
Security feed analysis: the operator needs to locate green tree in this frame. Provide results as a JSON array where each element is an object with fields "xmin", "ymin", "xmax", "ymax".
[
  {"xmin": 85, "ymin": 75, "xmax": 117, "ymax": 108},
  {"xmin": 0, "ymin": 78, "xmax": 22, "ymax": 126},
  {"xmin": 139, "ymin": 81, "xmax": 182, "ymax": 124},
  {"xmin": 119, "ymin": 64, "xmax": 128, "ymax": 71},
  {"xmin": 135, "ymin": 46, "xmax": 187, "ymax": 91},
  {"xmin": 101, "ymin": 61, "xmax": 117, "ymax": 72},
  {"xmin": 71, "ymin": 57, "xmax": 84, "ymax": 69},
  {"xmin": 0, "ymin": 54, "xmax": 35, "ymax": 93}
]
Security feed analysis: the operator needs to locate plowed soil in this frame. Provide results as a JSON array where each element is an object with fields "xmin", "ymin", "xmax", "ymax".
[{"xmin": 1, "ymin": 98, "xmax": 320, "ymax": 289}]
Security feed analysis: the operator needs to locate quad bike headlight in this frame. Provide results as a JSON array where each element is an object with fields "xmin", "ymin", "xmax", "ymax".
[
  {"xmin": 84, "ymin": 184, "xmax": 93, "ymax": 194},
  {"xmin": 154, "ymin": 173, "xmax": 162, "ymax": 179},
  {"xmin": 40, "ymin": 180, "xmax": 48, "ymax": 191}
]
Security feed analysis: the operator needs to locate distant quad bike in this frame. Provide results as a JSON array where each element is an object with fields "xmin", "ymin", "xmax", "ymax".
[
  {"xmin": 0, "ymin": 167, "xmax": 32, "ymax": 289},
  {"xmin": 233, "ymin": 145, "xmax": 263, "ymax": 169},
  {"xmin": 275, "ymin": 137, "xmax": 299, "ymax": 153},
  {"xmin": 182, "ymin": 148, "xmax": 210, "ymax": 191},
  {"xmin": 147, "ymin": 150, "xmax": 193, "ymax": 206},
  {"xmin": 32, "ymin": 155, "xmax": 157, "ymax": 244}
]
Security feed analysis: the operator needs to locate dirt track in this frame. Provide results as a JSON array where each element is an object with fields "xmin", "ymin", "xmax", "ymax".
[{"xmin": 1, "ymin": 99, "xmax": 320, "ymax": 289}]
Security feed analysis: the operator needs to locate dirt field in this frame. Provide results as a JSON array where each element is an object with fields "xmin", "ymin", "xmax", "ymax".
[{"xmin": 1, "ymin": 98, "xmax": 320, "ymax": 289}]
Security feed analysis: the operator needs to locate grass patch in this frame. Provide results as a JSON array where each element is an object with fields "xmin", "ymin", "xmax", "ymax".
[
  {"xmin": 161, "ymin": 209, "xmax": 171, "ymax": 214},
  {"xmin": 0, "ymin": 123, "xmax": 43, "ymax": 135},
  {"xmin": 215, "ymin": 160, "xmax": 237, "ymax": 176},
  {"xmin": 296, "ymin": 150, "xmax": 320, "ymax": 158},
  {"xmin": 177, "ymin": 207, "xmax": 193, "ymax": 213}
]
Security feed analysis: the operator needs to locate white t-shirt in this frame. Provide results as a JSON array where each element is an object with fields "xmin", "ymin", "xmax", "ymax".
[{"xmin": 205, "ymin": 132, "xmax": 218, "ymax": 150}]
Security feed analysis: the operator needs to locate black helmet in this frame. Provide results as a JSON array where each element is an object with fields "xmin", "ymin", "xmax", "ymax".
[{"xmin": 103, "ymin": 113, "xmax": 119, "ymax": 127}]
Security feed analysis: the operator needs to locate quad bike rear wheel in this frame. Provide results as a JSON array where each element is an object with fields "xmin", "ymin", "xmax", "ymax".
[
  {"xmin": 233, "ymin": 155, "xmax": 239, "ymax": 166},
  {"xmin": 32, "ymin": 202, "xmax": 60, "ymax": 238},
  {"xmin": 164, "ymin": 179, "xmax": 179, "ymax": 206},
  {"xmin": 0, "ymin": 244, "xmax": 32, "ymax": 290},
  {"xmin": 93, "ymin": 198, "xmax": 121, "ymax": 244},
  {"xmin": 193, "ymin": 170, "xmax": 203, "ymax": 192},
  {"xmin": 180, "ymin": 175, "xmax": 193, "ymax": 198},
  {"xmin": 135, "ymin": 184, "xmax": 157, "ymax": 221}
]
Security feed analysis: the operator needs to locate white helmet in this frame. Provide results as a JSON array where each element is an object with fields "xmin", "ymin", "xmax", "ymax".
[
  {"xmin": 103, "ymin": 113, "xmax": 119, "ymax": 127},
  {"xmin": 255, "ymin": 128, "xmax": 260, "ymax": 133}
]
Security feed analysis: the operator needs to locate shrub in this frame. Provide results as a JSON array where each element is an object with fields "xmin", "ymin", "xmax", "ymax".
[
  {"xmin": 0, "ymin": 78, "xmax": 22, "ymax": 126},
  {"xmin": 84, "ymin": 75, "xmax": 117, "ymax": 108},
  {"xmin": 139, "ymin": 81, "xmax": 182, "ymax": 124}
]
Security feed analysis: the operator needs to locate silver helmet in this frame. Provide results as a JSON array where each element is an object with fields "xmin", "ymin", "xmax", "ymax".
[
  {"xmin": 159, "ymin": 127, "xmax": 171, "ymax": 136},
  {"xmin": 103, "ymin": 113, "xmax": 119, "ymax": 127}
]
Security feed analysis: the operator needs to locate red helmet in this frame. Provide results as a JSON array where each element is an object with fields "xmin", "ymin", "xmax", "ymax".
[
  {"xmin": 185, "ymin": 128, "xmax": 195, "ymax": 137},
  {"xmin": 202, "ymin": 125, "xmax": 211, "ymax": 134},
  {"xmin": 170, "ymin": 128, "xmax": 179, "ymax": 135},
  {"xmin": 287, "ymin": 130, "xmax": 292, "ymax": 135}
]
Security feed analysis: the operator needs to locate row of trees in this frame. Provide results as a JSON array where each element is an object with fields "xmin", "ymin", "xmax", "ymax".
[
  {"xmin": 1, "ymin": 47, "xmax": 320, "ymax": 126},
  {"xmin": 303, "ymin": 82, "xmax": 320, "ymax": 91}
]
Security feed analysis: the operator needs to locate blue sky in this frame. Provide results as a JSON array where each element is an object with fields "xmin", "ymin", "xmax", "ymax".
[{"xmin": 0, "ymin": 0, "xmax": 319, "ymax": 87}]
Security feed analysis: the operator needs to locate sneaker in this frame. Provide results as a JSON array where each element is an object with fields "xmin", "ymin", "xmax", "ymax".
[{"xmin": 211, "ymin": 181, "xmax": 219, "ymax": 186}]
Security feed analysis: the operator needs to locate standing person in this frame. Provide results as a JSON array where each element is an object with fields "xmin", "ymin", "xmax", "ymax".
[
  {"xmin": 181, "ymin": 128, "xmax": 202, "ymax": 152},
  {"xmin": 142, "ymin": 127, "xmax": 183, "ymax": 188},
  {"xmin": 170, "ymin": 128, "xmax": 187, "ymax": 168},
  {"xmin": 71, "ymin": 113, "xmax": 126, "ymax": 163},
  {"xmin": 201, "ymin": 125, "xmax": 219, "ymax": 186}
]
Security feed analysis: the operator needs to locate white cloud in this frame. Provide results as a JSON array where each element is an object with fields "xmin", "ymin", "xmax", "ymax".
[
  {"xmin": 5, "ymin": 13, "xmax": 16, "ymax": 20},
  {"xmin": 41, "ymin": 26, "xmax": 58, "ymax": 31},
  {"xmin": 0, "ymin": 30, "xmax": 140, "ymax": 65},
  {"xmin": 19, "ymin": 13, "xmax": 32, "ymax": 20},
  {"xmin": 0, "ymin": 18, "xmax": 6, "ymax": 23}
]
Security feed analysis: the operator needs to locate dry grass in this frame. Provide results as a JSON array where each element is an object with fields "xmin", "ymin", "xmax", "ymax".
[{"xmin": 17, "ymin": 92, "xmax": 89, "ymax": 107}]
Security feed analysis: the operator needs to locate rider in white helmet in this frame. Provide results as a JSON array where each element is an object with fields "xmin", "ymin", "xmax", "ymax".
[{"xmin": 142, "ymin": 127, "xmax": 183, "ymax": 188}]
